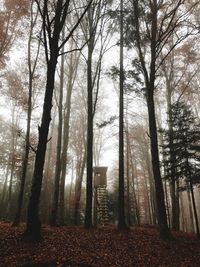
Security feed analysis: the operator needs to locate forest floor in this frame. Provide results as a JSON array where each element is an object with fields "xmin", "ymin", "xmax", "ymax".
[{"xmin": 0, "ymin": 222, "xmax": 200, "ymax": 267}]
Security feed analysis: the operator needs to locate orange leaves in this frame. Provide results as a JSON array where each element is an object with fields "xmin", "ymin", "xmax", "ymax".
[
  {"xmin": 4, "ymin": 0, "xmax": 29, "ymax": 17},
  {"xmin": 0, "ymin": 0, "xmax": 29, "ymax": 65},
  {"xmin": 1, "ymin": 222, "xmax": 200, "ymax": 266}
]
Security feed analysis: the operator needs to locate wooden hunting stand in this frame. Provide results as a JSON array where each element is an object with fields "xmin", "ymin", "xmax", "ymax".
[{"xmin": 93, "ymin": 166, "xmax": 109, "ymax": 226}]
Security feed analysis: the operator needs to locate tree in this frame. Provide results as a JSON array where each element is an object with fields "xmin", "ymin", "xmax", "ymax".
[
  {"xmin": 160, "ymin": 39, "xmax": 199, "ymax": 230},
  {"xmin": 72, "ymin": 110, "xmax": 87, "ymax": 225},
  {"xmin": 50, "ymin": 29, "xmax": 65, "ymax": 227},
  {"xmin": 128, "ymin": 0, "xmax": 198, "ymax": 239},
  {"xmin": 0, "ymin": 0, "xmax": 29, "ymax": 65},
  {"xmin": 74, "ymin": 0, "xmax": 113, "ymax": 228},
  {"xmin": 0, "ymin": 117, "xmax": 15, "ymax": 219},
  {"xmin": 25, "ymin": 0, "xmax": 93, "ymax": 241},
  {"xmin": 59, "ymin": 39, "xmax": 82, "ymax": 225},
  {"xmin": 162, "ymin": 101, "xmax": 200, "ymax": 238},
  {"xmin": 1, "ymin": 70, "xmax": 28, "ymax": 219},
  {"xmin": 13, "ymin": 0, "xmax": 41, "ymax": 227},
  {"xmin": 130, "ymin": 122, "xmax": 158, "ymax": 225},
  {"xmin": 69, "ymin": 77, "xmax": 88, "ymax": 225},
  {"xmin": 118, "ymin": 0, "xmax": 127, "ymax": 230}
]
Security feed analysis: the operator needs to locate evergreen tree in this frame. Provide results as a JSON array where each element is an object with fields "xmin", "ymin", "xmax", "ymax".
[{"xmin": 162, "ymin": 101, "xmax": 200, "ymax": 238}]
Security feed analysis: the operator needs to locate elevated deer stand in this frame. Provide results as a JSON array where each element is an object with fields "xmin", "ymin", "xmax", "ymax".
[{"xmin": 93, "ymin": 166, "xmax": 109, "ymax": 226}]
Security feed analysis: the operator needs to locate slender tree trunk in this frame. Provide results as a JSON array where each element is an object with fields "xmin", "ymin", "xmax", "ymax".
[
  {"xmin": 25, "ymin": 52, "xmax": 58, "ymax": 240},
  {"xmin": 8, "ymin": 156, "xmax": 15, "ymax": 214},
  {"xmin": 93, "ymin": 186, "xmax": 98, "ymax": 226},
  {"xmin": 83, "ymin": 1, "xmax": 107, "ymax": 228},
  {"xmin": 118, "ymin": 0, "xmax": 127, "ymax": 230},
  {"xmin": 50, "ymin": 38, "xmax": 64, "ymax": 226},
  {"xmin": 0, "ymin": 165, "xmax": 10, "ymax": 218},
  {"xmin": 75, "ymin": 152, "xmax": 86, "ymax": 225},
  {"xmin": 129, "ymin": 150, "xmax": 140, "ymax": 225},
  {"xmin": 126, "ymin": 129, "xmax": 131, "ymax": 226},
  {"xmin": 187, "ymin": 188, "xmax": 195, "ymax": 233},
  {"xmin": 186, "ymin": 159, "xmax": 200, "ymax": 238},
  {"xmin": 134, "ymin": 0, "xmax": 169, "ymax": 239},
  {"xmin": 12, "ymin": 83, "xmax": 32, "ymax": 226},
  {"xmin": 146, "ymin": 151, "xmax": 157, "ymax": 224},
  {"xmin": 68, "ymin": 162, "xmax": 74, "ymax": 223},
  {"xmin": 143, "ymin": 170, "xmax": 152, "ymax": 224},
  {"xmin": 189, "ymin": 181, "xmax": 199, "ymax": 238},
  {"xmin": 84, "ymin": 6, "xmax": 94, "ymax": 228},
  {"xmin": 146, "ymin": 91, "xmax": 170, "ymax": 239},
  {"xmin": 166, "ymin": 83, "xmax": 178, "ymax": 230},
  {"xmin": 43, "ymin": 108, "xmax": 56, "ymax": 223},
  {"xmin": 8, "ymin": 113, "xmax": 21, "ymax": 219},
  {"xmin": 59, "ymin": 49, "xmax": 75, "ymax": 225},
  {"xmin": 169, "ymin": 180, "xmax": 176, "ymax": 229},
  {"xmin": 12, "ymin": 1, "xmax": 39, "ymax": 226},
  {"xmin": 175, "ymin": 179, "xmax": 180, "ymax": 230},
  {"xmin": 156, "ymin": 100, "xmax": 172, "ymax": 228},
  {"xmin": 7, "ymin": 107, "xmax": 16, "ymax": 217},
  {"xmin": 84, "ymin": 38, "xmax": 93, "ymax": 228},
  {"xmin": 179, "ymin": 191, "xmax": 186, "ymax": 232},
  {"xmin": 146, "ymin": 10, "xmax": 169, "ymax": 237},
  {"xmin": 163, "ymin": 173, "xmax": 171, "ymax": 227}
]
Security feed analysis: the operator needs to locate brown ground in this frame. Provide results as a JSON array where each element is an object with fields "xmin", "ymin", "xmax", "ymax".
[{"xmin": 0, "ymin": 222, "xmax": 200, "ymax": 267}]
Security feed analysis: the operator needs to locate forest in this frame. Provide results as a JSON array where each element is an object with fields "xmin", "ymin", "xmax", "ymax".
[{"xmin": 1, "ymin": 0, "xmax": 200, "ymax": 266}]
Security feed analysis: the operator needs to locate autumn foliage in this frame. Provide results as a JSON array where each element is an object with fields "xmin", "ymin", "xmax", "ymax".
[
  {"xmin": 0, "ymin": 0, "xmax": 29, "ymax": 65},
  {"xmin": 0, "ymin": 222, "xmax": 200, "ymax": 267}
]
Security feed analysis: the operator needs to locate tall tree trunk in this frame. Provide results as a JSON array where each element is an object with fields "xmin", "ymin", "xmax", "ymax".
[
  {"xmin": 59, "ymin": 47, "xmax": 76, "ymax": 225},
  {"xmin": 146, "ymin": 91, "xmax": 170, "ymax": 239},
  {"xmin": 134, "ymin": 0, "xmax": 169, "ymax": 239},
  {"xmin": 75, "ymin": 152, "xmax": 86, "ymax": 225},
  {"xmin": 68, "ymin": 162, "xmax": 74, "ymax": 224},
  {"xmin": 143, "ymin": 170, "xmax": 152, "ymax": 224},
  {"xmin": 163, "ymin": 171, "xmax": 171, "ymax": 227},
  {"xmin": 25, "ymin": 52, "xmax": 58, "ymax": 240},
  {"xmin": 187, "ymin": 188, "xmax": 195, "ymax": 233},
  {"xmin": 166, "ymin": 78, "xmax": 178, "ymax": 230},
  {"xmin": 0, "ymin": 164, "xmax": 10, "ymax": 218},
  {"xmin": 43, "ymin": 108, "xmax": 56, "ymax": 223},
  {"xmin": 156, "ymin": 100, "xmax": 172, "ymax": 227},
  {"xmin": 84, "ymin": 36, "xmax": 93, "ymax": 228},
  {"xmin": 24, "ymin": 0, "xmax": 91, "ymax": 240},
  {"xmin": 50, "ymin": 38, "xmax": 64, "ymax": 226},
  {"xmin": 129, "ymin": 149, "xmax": 140, "ymax": 225},
  {"xmin": 83, "ymin": 1, "xmax": 108, "ymax": 228},
  {"xmin": 186, "ymin": 157, "xmax": 200, "ymax": 238},
  {"xmin": 7, "ymin": 107, "xmax": 16, "ymax": 217},
  {"xmin": 118, "ymin": 0, "xmax": 127, "ymax": 230},
  {"xmin": 12, "ymin": 67, "xmax": 32, "ymax": 226},
  {"xmin": 126, "ymin": 128, "xmax": 131, "ymax": 226},
  {"xmin": 13, "ymin": 1, "xmax": 39, "ymax": 226},
  {"xmin": 146, "ymin": 150, "xmax": 157, "ymax": 225},
  {"xmin": 189, "ymin": 181, "xmax": 199, "ymax": 238},
  {"xmin": 175, "ymin": 179, "xmax": 180, "ymax": 230},
  {"xmin": 8, "ymin": 155, "xmax": 15, "ymax": 216}
]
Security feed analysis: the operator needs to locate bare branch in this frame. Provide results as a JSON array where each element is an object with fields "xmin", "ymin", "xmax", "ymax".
[
  {"xmin": 175, "ymin": 66, "xmax": 200, "ymax": 104},
  {"xmin": 156, "ymin": 27, "xmax": 197, "ymax": 72},
  {"xmin": 58, "ymin": 38, "xmax": 89, "ymax": 56},
  {"xmin": 59, "ymin": 0, "xmax": 93, "ymax": 50}
]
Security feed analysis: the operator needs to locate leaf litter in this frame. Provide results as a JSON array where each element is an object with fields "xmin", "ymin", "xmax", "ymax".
[{"xmin": 0, "ymin": 222, "xmax": 200, "ymax": 266}]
